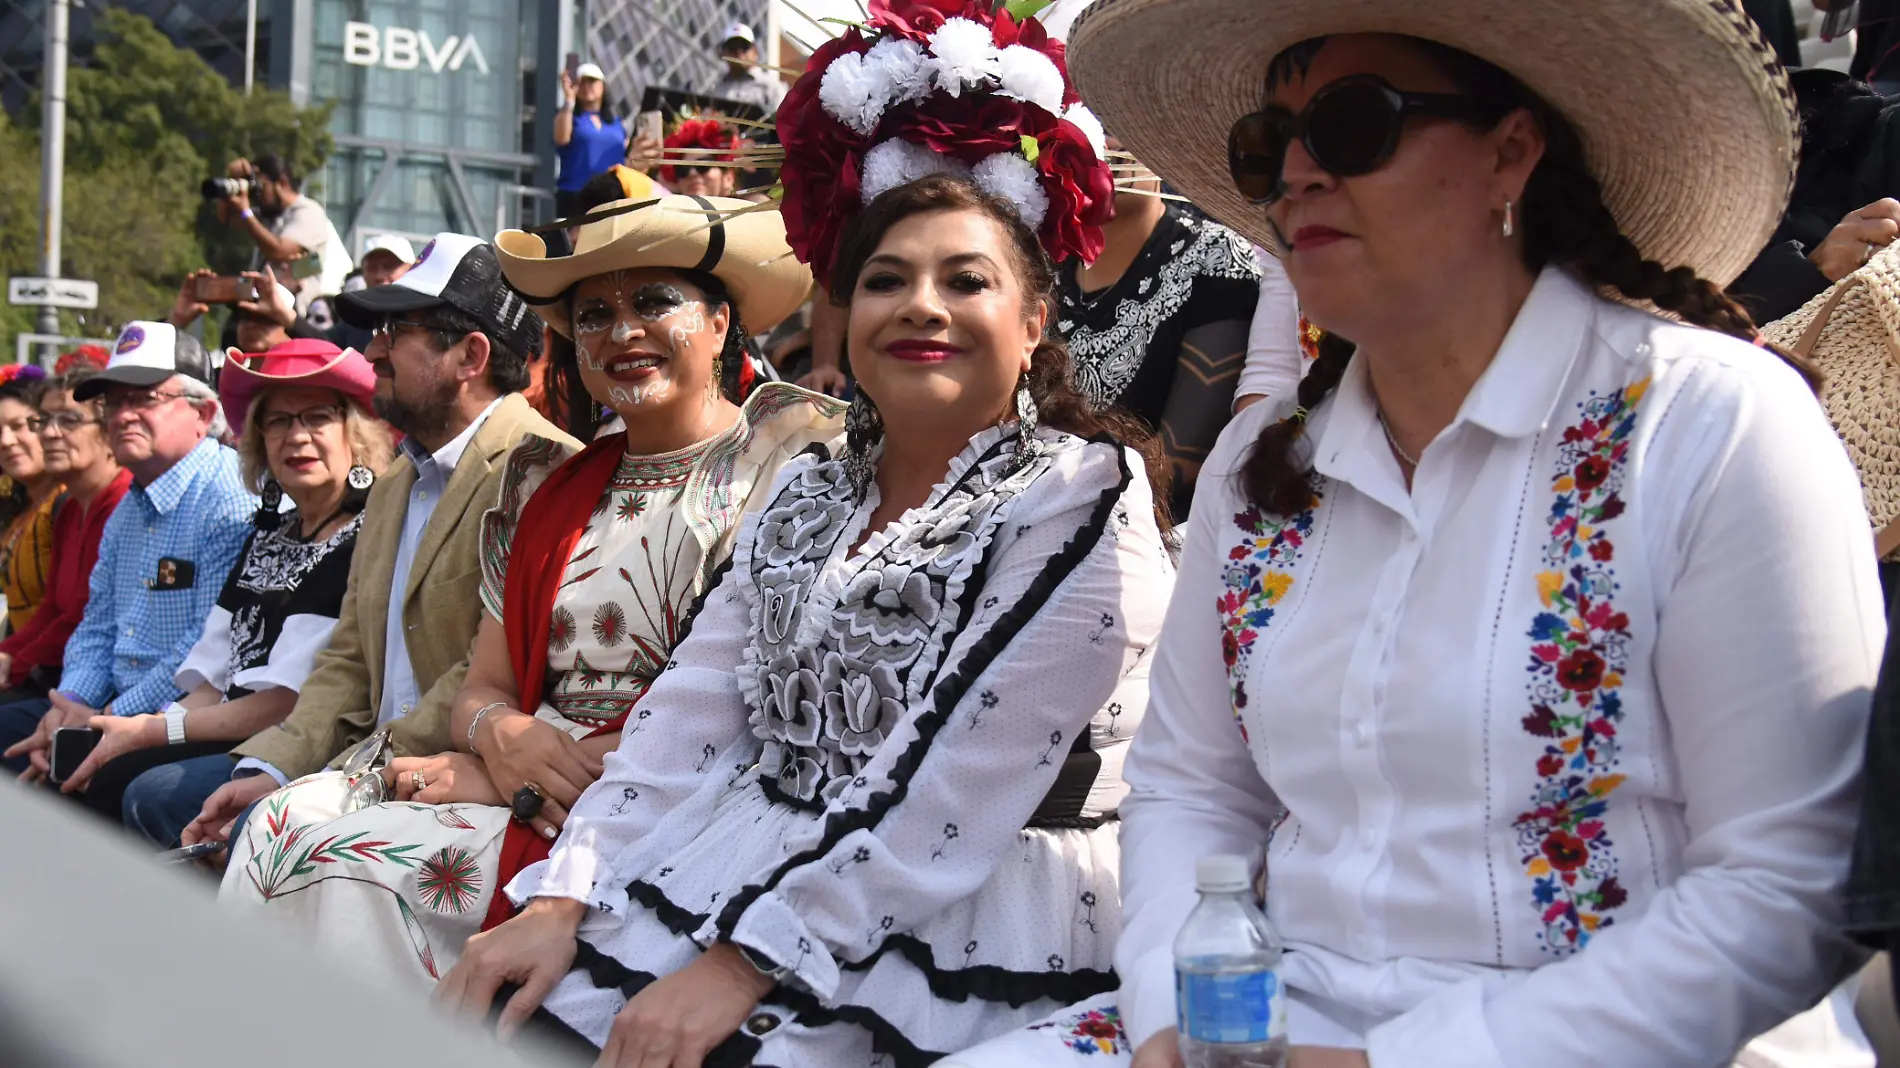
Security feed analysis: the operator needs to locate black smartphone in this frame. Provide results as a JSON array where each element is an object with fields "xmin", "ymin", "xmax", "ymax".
[
  {"xmin": 158, "ymin": 840, "xmax": 227, "ymax": 864},
  {"xmin": 564, "ymin": 51, "xmax": 581, "ymax": 84},
  {"xmin": 49, "ymin": 726, "xmax": 102, "ymax": 785}
]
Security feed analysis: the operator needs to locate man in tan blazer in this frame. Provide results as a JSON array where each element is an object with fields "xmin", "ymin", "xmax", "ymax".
[{"xmin": 173, "ymin": 233, "xmax": 577, "ymax": 848}]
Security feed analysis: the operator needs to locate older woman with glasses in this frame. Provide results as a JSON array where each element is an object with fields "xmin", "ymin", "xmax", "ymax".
[
  {"xmin": 64, "ymin": 340, "xmax": 395, "ymax": 834},
  {"xmin": 0, "ymin": 369, "xmax": 129, "ymax": 701},
  {"xmin": 0, "ymin": 366, "xmax": 60, "ymax": 640}
]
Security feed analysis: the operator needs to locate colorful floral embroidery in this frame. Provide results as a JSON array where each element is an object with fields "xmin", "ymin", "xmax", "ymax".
[
  {"xmin": 416, "ymin": 846, "xmax": 483, "ymax": 914},
  {"xmin": 1217, "ymin": 494, "xmax": 1320, "ymax": 741},
  {"xmin": 1028, "ymin": 1005, "xmax": 1129, "ymax": 1056},
  {"xmin": 1513, "ymin": 379, "xmax": 1646, "ymax": 954}
]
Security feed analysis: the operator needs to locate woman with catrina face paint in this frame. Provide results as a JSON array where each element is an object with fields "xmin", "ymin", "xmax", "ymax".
[{"xmin": 213, "ymin": 195, "xmax": 844, "ymax": 987}]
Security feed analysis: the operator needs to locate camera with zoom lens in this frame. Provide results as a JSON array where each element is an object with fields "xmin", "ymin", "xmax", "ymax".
[{"xmin": 201, "ymin": 176, "xmax": 263, "ymax": 200}]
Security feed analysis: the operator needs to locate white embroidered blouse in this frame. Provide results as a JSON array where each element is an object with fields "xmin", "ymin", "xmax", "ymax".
[{"xmin": 1114, "ymin": 268, "xmax": 1884, "ymax": 1067}]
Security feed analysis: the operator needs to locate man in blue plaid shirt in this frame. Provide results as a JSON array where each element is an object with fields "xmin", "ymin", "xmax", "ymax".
[{"xmin": 1, "ymin": 322, "xmax": 255, "ymax": 779}]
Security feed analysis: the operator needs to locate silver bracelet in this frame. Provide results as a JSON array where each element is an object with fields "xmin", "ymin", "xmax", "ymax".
[{"xmin": 466, "ymin": 701, "xmax": 511, "ymax": 756}]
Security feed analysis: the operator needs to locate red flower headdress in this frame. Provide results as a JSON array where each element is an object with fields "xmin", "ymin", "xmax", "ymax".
[
  {"xmin": 774, "ymin": 0, "xmax": 1113, "ymax": 283},
  {"xmin": 54, "ymin": 344, "xmax": 110, "ymax": 376},
  {"xmin": 661, "ymin": 118, "xmax": 746, "ymax": 186}
]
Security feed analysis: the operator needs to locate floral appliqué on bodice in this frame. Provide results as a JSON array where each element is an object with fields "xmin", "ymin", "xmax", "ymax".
[{"xmin": 738, "ymin": 428, "xmax": 1050, "ymax": 808}]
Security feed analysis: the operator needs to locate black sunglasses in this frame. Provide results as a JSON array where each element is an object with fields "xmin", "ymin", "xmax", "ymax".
[{"xmin": 1228, "ymin": 75, "xmax": 1501, "ymax": 206}]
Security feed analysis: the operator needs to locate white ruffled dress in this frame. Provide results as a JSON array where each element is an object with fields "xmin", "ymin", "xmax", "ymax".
[{"xmin": 509, "ymin": 425, "xmax": 1174, "ymax": 1065}]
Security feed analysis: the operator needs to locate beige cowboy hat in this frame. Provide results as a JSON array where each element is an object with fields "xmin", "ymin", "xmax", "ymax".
[
  {"xmin": 1065, "ymin": 0, "xmax": 1798, "ymax": 285},
  {"xmin": 494, "ymin": 194, "xmax": 812, "ymax": 337},
  {"xmin": 1763, "ymin": 244, "xmax": 1900, "ymax": 557}
]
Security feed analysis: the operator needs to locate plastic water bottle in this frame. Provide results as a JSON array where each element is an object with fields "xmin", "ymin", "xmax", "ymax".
[{"xmin": 1174, "ymin": 853, "xmax": 1287, "ymax": 1068}]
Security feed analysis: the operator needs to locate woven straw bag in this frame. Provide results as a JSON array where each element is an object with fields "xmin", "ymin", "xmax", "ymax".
[{"xmin": 1762, "ymin": 243, "xmax": 1900, "ymax": 559}]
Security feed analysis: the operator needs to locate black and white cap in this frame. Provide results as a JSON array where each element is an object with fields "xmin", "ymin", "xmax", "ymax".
[
  {"xmin": 337, "ymin": 232, "xmax": 543, "ymax": 358},
  {"xmin": 74, "ymin": 321, "xmax": 219, "ymax": 401}
]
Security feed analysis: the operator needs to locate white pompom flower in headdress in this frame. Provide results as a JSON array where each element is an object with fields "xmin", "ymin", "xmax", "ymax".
[
  {"xmin": 1062, "ymin": 104, "xmax": 1108, "ymax": 161},
  {"xmin": 861, "ymin": 139, "xmax": 975, "ymax": 205},
  {"xmin": 972, "ymin": 152, "xmax": 1050, "ymax": 231},
  {"xmin": 864, "ymin": 37, "xmax": 936, "ymax": 108},
  {"xmin": 929, "ymin": 17, "xmax": 1003, "ymax": 97},
  {"xmin": 995, "ymin": 45, "xmax": 1065, "ymax": 116},
  {"xmin": 820, "ymin": 50, "xmax": 888, "ymax": 137}
]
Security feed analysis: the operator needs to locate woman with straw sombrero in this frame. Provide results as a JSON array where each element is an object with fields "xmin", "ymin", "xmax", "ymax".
[
  {"xmin": 215, "ymin": 196, "xmax": 845, "ymax": 986},
  {"xmin": 940, "ymin": 1, "xmax": 1884, "ymax": 1067}
]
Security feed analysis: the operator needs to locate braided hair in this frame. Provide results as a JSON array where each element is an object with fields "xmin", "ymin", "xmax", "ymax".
[{"xmin": 1241, "ymin": 37, "xmax": 1819, "ymax": 517}]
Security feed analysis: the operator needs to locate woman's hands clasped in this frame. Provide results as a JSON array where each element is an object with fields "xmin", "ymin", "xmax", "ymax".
[
  {"xmin": 385, "ymin": 753, "xmax": 505, "ymax": 806},
  {"xmin": 474, "ymin": 709, "xmax": 605, "ymax": 840}
]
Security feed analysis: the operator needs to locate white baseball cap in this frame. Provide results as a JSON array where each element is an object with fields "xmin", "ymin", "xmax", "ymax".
[
  {"xmin": 575, "ymin": 61, "xmax": 606, "ymax": 82},
  {"xmin": 74, "ymin": 321, "xmax": 217, "ymax": 400},
  {"xmin": 721, "ymin": 22, "xmax": 756, "ymax": 45},
  {"xmin": 361, "ymin": 233, "xmax": 417, "ymax": 264}
]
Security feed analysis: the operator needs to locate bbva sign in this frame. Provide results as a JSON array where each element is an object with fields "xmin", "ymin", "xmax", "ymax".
[{"xmin": 343, "ymin": 21, "xmax": 491, "ymax": 75}]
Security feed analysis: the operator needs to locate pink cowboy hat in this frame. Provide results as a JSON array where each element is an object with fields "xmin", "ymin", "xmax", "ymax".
[{"xmin": 219, "ymin": 338, "xmax": 378, "ymax": 435}]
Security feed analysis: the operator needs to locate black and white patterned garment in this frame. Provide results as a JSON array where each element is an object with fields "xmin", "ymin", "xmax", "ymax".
[
  {"xmin": 1057, "ymin": 205, "xmax": 1260, "ymax": 518},
  {"xmin": 509, "ymin": 424, "xmax": 1175, "ymax": 1066},
  {"xmin": 175, "ymin": 510, "xmax": 362, "ymax": 700}
]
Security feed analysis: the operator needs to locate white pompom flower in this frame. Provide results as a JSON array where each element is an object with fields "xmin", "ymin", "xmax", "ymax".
[
  {"xmin": 972, "ymin": 151, "xmax": 1049, "ymax": 231},
  {"xmin": 929, "ymin": 17, "xmax": 1002, "ymax": 96},
  {"xmin": 820, "ymin": 51, "xmax": 887, "ymax": 137},
  {"xmin": 995, "ymin": 45, "xmax": 1064, "ymax": 115},
  {"xmin": 1062, "ymin": 104, "xmax": 1107, "ymax": 161},
  {"xmin": 860, "ymin": 138, "xmax": 974, "ymax": 205},
  {"xmin": 865, "ymin": 37, "xmax": 935, "ymax": 107}
]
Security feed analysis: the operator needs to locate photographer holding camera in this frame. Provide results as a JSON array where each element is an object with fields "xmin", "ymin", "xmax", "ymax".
[{"xmin": 212, "ymin": 155, "xmax": 349, "ymax": 320}]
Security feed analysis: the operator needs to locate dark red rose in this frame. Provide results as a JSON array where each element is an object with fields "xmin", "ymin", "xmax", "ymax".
[
  {"xmin": 1542, "ymin": 831, "xmax": 1590, "ymax": 872},
  {"xmin": 1588, "ymin": 540, "xmax": 1614, "ymax": 562},
  {"xmin": 1221, "ymin": 628, "xmax": 1239, "ymax": 668},
  {"xmin": 1537, "ymin": 753, "xmax": 1565, "ymax": 777},
  {"xmin": 1596, "ymin": 876, "xmax": 1628, "ymax": 910},
  {"xmin": 886, "ymin": 93, "xmax": 1031, "ymax": 163},
  {"xmin": 1077, "ymin": 1018, "xmax": 1120, "ymax": 1040},
  {"xmin": 1033, "ymin": 113, "xmax": 1113, "ymax": 264},
  {"xmin": 777, "ymin": 32, "xmax": 872, "ymax": 283},
  {"xmin": 867, "ymin": 0, "xmax": 989, "ymax": 41},
  {"xmin": 1573, "ymin": 454, "xmax": 1611, "ymax": 492},
  {"xmin": 1557, "ymin": 649, "xmax": 1606, "ymax": 692}
]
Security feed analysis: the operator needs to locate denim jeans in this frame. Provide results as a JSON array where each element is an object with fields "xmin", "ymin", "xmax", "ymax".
[
  {"xmin": 122, "ymin": 754, "xmax": 239, "ymax": 849},
  {"xmin": 0, "ymin": 697, "xmax": 53, "ymax": 775}
]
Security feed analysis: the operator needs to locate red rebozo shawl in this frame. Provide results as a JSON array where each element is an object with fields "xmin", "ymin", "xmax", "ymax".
[{"xmin": 482, "ymin": 432, "xmax": 631, "ymax": 931}]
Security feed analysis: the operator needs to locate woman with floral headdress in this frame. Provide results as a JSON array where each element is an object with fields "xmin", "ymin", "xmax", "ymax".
[
  {"xmin": 942, "ymin": 0, "xmax": 1883, "ymax": 1065},
  {"xmin": 215, "ymin": 196, "xmax": 845, "ymax": 987},
  {"xmin": 436, "ymin": 4, "xmax": 1173, "ymax": 1064}
]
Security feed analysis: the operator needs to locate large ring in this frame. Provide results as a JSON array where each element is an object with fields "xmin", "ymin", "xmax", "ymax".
[
  {"xmin": 512, "ymin": 782, "xmax": 546, "ymax": 823},
  {"xmin": 412, "ymin": 769, "xmax": 427, "ymax": 793}
]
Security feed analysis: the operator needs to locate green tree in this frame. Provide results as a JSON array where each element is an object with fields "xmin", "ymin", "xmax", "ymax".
[{"xmin": 0, "ymin": 10, "xmax": 333, "ymax": 357}]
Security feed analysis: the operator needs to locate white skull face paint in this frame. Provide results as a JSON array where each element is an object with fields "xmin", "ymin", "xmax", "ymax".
[{"xmin": 570, "ymin": 270, "xmax": 721, "ymax": 410}]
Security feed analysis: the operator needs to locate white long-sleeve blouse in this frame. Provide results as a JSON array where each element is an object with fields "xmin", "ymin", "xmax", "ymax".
[{"xmin": 1114, "ymin": 267, "xmax": 1884, "ymax": 1067}]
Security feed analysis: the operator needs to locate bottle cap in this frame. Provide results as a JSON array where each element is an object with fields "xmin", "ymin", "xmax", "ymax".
[{"xmin": 1195, "ymin": 853, "xmax": 1251, "ymax": 893}]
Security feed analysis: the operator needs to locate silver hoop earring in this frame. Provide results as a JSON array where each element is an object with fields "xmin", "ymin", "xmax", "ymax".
[{"xmin": 1502, "ymin": 198, "xmax": 1516, "ymax": 239}]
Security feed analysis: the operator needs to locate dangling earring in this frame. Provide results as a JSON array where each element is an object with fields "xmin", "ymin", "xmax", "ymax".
[
  {"xmin": 1006, "ymin": 377, "xmax": 1044, "ymax": 476},
  {"xmin": 341, "ymin": 464, "xmax": 374, "ymax": 513},
  {"xmin": 843, "ymin": 391, "xmax": 884, "ymax": 501},
  {"xmin": 709, "ymin": 352, "xmax": 725, "ymax": 403},
  {"xmin": 255, "ymin": 477, "xmax": 284, "ymax": 531},
  {"xmin": 1502, "ymin": 197, "xmax": 1516, "ymax": 239}
]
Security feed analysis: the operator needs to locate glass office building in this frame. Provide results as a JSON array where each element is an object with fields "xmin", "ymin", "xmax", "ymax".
[{"xmin": 2, "ymin": 0, "xmax": 579, "ymax": 253}]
